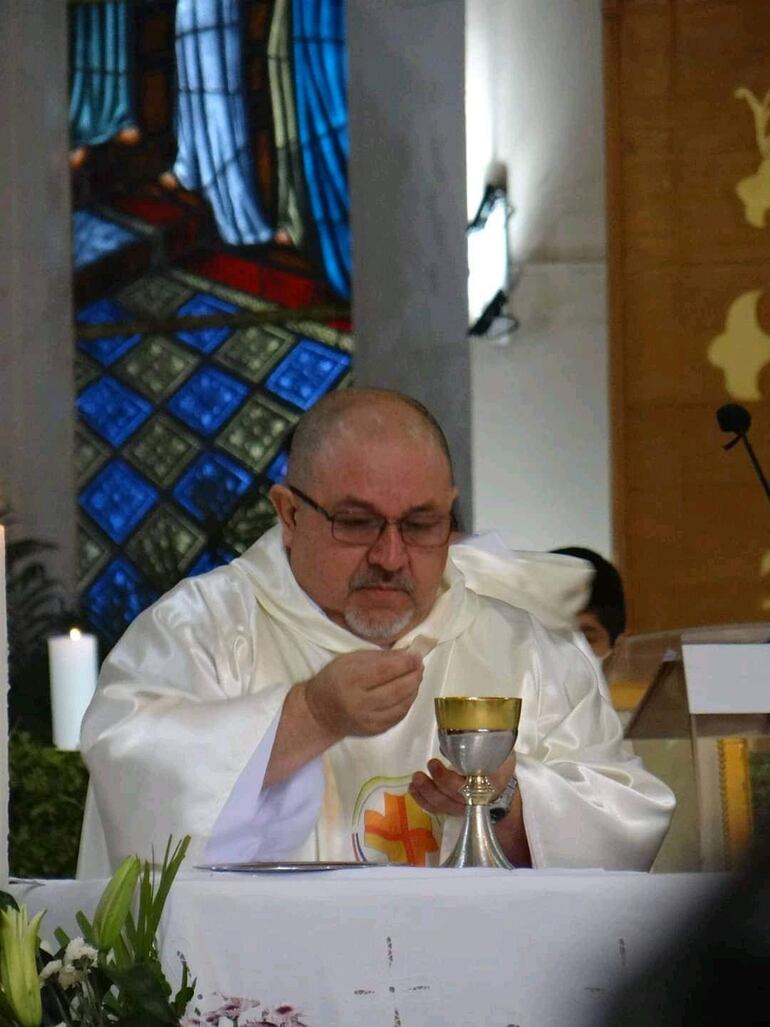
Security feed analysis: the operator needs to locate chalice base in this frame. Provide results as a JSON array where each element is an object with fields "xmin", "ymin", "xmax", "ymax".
[{"xmin": 442, "ymin": 804, "xmax": 513, "ymax": 869}]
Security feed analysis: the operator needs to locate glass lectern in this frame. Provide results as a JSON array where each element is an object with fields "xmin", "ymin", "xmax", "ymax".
[{"xmin": 610, "ymin": 622, "xmax": 770, "ymax": 872}]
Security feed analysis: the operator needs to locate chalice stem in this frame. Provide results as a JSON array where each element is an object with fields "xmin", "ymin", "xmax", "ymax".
[{"xmin": 442, "ymin": 779, "xmax": 514, "ymax": 869}]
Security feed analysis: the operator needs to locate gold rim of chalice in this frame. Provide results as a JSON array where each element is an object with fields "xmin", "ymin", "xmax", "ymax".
[{"xmin": 434, "ymin": 696, "xmax": 522, "ymax": 731}]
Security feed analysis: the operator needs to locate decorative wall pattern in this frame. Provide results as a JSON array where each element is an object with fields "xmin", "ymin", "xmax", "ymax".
[{"xmin": 606, "ymin": 0, "xmax": 770, "ymax": 631}]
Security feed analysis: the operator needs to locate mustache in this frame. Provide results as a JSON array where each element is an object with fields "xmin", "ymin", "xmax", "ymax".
[{"xmin": 349, "ymin": 567, "xmax": 416, "ymax": 597}]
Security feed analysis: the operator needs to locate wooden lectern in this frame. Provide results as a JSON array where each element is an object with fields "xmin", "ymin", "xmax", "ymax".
[{"xmin": 610, "ymin": 623, "xmax": 770, "ymax": 872}]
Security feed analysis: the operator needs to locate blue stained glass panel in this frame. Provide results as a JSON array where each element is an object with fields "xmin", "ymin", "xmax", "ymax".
[
  {"xmin": 80, "ymin": 460, "xmax": 158, "ymax": 544},
  {"xmin": 173, "ymin": 451, "xmax": 254, "ymax": 523},
  {"xmin": 293, "ymin": 0, "xmax": 351, "ymax": 298},
  {"xmin": 187, "ymin": 548, "xmax": 235, "ymax": 578},
  {"xmin": 73, "ymin": 210, "xmax": 139, "ymax": 270},
  {"xmin": 265, "ymin": 450, "xmax": 289, "ymax": 484},
  {"xmin": 78, "ymin": 377, "xmax": 153, "ymax": 446},
  {"xmin": 264, "ymin": 338, "xmax": 350, "ymax": 410},
  {"xmin": 83, "ymin": 557, "xmax": 160, "ymax": 642},
  {"xmin": 175, "ymin": 293, "xmax": 238, "ymax": 353},
  {"xmin": 166, "ymin": 367, "xmax": 249, "ymax": 436},
  {"xmin": 76, "ymin": 297, "xmax": 142, "ymax": 367}
]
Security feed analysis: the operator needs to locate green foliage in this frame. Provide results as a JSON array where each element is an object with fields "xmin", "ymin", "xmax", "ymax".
[
  {"xmin": 8, "ymin": 734, "xmax": 89, "ymax": 879},
  {"xmin": 0, "ymin": 838, "xmax": 193, "ymax": 1027},
  {"xmin": 0, "ymin": 503, "xmax": 71, "ymax": 743},
  {"xmin": 54, "ymin": 837, "xmax": 194, "ymax": 1027}
]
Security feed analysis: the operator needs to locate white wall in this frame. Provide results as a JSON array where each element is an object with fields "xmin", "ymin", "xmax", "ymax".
[{"xmin": 467, "ymin": 0, "xmax": 612, "ymax": 555}]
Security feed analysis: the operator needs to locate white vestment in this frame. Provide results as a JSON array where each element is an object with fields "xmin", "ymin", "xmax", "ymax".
[{"xmin": 78, "ymin": 527, "xmax": 674, "ymax": 876}]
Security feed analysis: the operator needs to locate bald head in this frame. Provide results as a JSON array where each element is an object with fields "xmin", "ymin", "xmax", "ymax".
[{"xmin": 287, "ymin": 388, "xmax": 454, "ymax": 490}]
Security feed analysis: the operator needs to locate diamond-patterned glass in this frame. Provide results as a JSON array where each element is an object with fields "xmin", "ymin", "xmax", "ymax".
[
  {"xmin": 117, "ymin": 273, "xmax": 194, "ymax": 317},
  {"xmin": 125, "ymin": 505, "xmax": 206, "ymax": 589},
  {"xmin": 265, "ymin": 450, "xmax": 289, "ymax": 484},
  {"xmin": 222, "ymin": 494, "xmax": 277, "ymax": 555},
  {"xmin": 175, "ymin": 293, "xmax": 237, "ymax": 353},
  {"xmin": 173, "ymin": 451, "xmax": 253, "ymax": 523},
  {"xmin": 116, "ymin": 335, "xmax": 199, "ymax": 402},
  {"xmin": 214, "ymin": 324, "xmax": 293, "ymax": 382},
  {"xmin": 77, "ymin": 517, "xmax": 112, "ymax": 590},
  {"xmin": 166, "ymin": 367, "xmax": 249, "ymax": 436},
  {"xmin": 187, "ymin": 548, "xmax": 235, "ymax": 578},
  {"xmin": 77, "ymin": 298, "xmax": 142, "ymax": 367},
  {"xmin": 83, "ymin": 557, "xmax": 160, "ymax": 643},
  {"xmin": 123, "ymin": 417, "xmax": 201, "ymax": 490},
  {"xmin": 80, "ymin": 460, "xmax": 158, "ymax": 544},
  {"xmin": 216, "ymin": 396, "xmax": 294, "ymax": 472},
  {"xmin": 75, "ymin": 352, "xmax": 102, "ymax": 393},
  {"xmin": 74, "ymin": 262, "xmax": 352, "ymax": 647},
  {"xmin": 78, "ymin": 377, "xmax": 153, "ymax": 446},
  {"xmin": 75, "ymin": 426, "xmax": 111, "ymax": 488},
  {"xmin": 264, "ymin": 338, "xmax": 351, "ymax": 410}
]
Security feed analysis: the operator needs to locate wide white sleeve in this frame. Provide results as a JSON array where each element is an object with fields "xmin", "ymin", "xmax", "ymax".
[
  {"xmin": 78, "ymin": 570, "xmax": 317, "ymax": 873},
  {"xmin": 516, "ymin": 618, "xmax": 675, "ymax": 871}
]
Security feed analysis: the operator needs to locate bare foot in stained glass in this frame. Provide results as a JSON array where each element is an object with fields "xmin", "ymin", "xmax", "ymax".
[
  {"xmin": 69, "ymin": 147, "xmax": 89, "ymax": 170},
  {"xmin": 274, "ymin": 228, "xmax": 293, "ymax": 246},
  {"xmin": 159, "ymin": 170, "xmax": 180, "ymax": 190},
  {"xmin": 117, "ymin": 126, "xmax": 141, "ymax": 145}
]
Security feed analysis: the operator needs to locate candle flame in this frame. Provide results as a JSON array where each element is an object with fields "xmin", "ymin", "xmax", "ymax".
[{"xmin": 69, "ymin": 628, "xmax": 82, "ymax": 640}]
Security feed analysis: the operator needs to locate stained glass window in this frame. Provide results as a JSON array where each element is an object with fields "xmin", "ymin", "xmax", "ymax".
[{"xmin": 69, "ymin": 0, "xmax": 352, "ymax": 646}]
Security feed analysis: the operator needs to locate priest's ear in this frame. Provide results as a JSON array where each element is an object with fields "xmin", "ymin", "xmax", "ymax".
[{"xmin": 269, "ymin": 484, "xmax": 299, "ymax": 546}]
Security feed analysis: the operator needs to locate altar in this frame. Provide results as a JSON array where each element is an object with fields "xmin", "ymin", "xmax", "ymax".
[{"xmin": 10, "ymin": 867, "xmax": 726, "ymax": 1027}]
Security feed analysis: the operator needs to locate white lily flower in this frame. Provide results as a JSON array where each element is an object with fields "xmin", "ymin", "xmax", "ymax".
[
  {"xmin": 57, "ymin": 963, "xmax": 86, "ymax": 990},
  {"xmin": 39, "ymin": 959, "xmax": 62, "ymax": 982},
  {"xmin": 63, "ymin": 938, "xmax": 97, "ymax": 966}
]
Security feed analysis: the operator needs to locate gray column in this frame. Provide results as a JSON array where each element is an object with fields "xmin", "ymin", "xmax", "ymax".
[
  {"xmin": 347, "ymin": 0, "xmax": 472, "ymax": 528},
  {"xmin": 0, "ymin": 0, "xmax": 75, "ymax": 589}
]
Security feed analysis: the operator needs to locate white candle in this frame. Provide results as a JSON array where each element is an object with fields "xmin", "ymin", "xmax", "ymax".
[
  {"xmin": 48, "ymin": 628, "xmax": 98, "ymax": 751},
  {"xmin": 0, "ymin": 527, "xmax": 8, "ymax": 883}
]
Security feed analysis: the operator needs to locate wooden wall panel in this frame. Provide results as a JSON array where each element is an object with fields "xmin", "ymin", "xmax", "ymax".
[{"xmin": 605, "ymin": 0, "xmax": 770, "ymax": 631}]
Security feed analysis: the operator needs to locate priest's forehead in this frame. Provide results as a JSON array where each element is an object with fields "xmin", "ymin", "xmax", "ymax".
[{"xmin": 287, "ymin": 389, "xmax": 454, "ymax": 489}]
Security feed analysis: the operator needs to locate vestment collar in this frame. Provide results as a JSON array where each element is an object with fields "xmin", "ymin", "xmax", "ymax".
[{"xmin": 234, "ymin": 525, "xmax": 477, "ymax": 655}]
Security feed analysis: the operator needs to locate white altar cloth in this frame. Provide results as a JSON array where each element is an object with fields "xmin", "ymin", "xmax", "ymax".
[{"xmin": 10, "ymin": 868, "xmax": 726, "ymax": 1027}]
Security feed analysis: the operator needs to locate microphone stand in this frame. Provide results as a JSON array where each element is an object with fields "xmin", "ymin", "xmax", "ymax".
[{"xmin": 719, "ymin": 407, "xmax": 770, "ymax": 505}]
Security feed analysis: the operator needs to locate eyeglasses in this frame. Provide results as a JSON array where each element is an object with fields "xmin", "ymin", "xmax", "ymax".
[{"xmin": 289, "ymin": 486, "xmax": 452, "ymax": 548}]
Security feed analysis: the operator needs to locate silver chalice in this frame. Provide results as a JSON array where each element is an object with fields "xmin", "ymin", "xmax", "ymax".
[{"xmin": 434, "ymin": 696, "xmax": 522, "ymax": 869}]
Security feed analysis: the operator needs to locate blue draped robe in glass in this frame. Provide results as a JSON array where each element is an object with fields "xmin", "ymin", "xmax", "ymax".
[
  {"xmin": 172, "ymin": 0, "xmax": 272, "ymax": 246},
  {"xmin": 69, "ymin": 1, "xmax": 135, "ymax": 148},
  {"xmin": 293, "ymin": 0, "xmax": 351, "ymax": 299}
]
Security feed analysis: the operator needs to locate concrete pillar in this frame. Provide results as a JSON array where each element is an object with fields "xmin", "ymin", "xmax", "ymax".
[
  {"xmin": 347, "ymin": 0, "xmax": 472, "ymax": 527},
  {"xmin": 0, "ymin": 0, "xmax": 75, "ymax": 588}
]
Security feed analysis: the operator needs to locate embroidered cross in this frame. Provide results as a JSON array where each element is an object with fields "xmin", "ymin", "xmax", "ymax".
[
  {"xmin": 363, "ymin": 792, "xmax": 439, "ymax": 866},
  {"xmin": 352, "ymin": 935, "xmax": 431, "ymax": 1027}
]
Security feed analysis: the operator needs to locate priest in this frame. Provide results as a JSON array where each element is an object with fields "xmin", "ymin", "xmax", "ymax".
[{"xmin": 78, "ymin": 389, "xmax": 674, "ymax": 875}]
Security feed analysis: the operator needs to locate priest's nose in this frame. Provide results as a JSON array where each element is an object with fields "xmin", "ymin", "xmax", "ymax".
[{"xmin": 368, "ymin": 522, "xmax": 409, "ymax": 571}]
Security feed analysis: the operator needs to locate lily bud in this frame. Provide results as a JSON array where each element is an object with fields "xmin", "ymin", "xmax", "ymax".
[
  {"xmin": 92, "ymin": 855, "xmax": 141, "ymax": 952},
  {"xmin": 0, "ymin": 905, "xmax": 44, "ymax": 1027}
]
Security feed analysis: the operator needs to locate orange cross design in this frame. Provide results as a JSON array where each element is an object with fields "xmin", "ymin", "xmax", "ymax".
[{"xmin": 363, "ymin": 791, "xmax": 439, "ymax": 866}]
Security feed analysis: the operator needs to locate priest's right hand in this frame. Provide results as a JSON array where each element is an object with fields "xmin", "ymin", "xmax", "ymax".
[
  {"xmin": 302, "ymin": 650, "xmax": 424, "ymax": 739},
  {"xmin": 264, "ymin": 651, "xmax": 424, "ymax": 787}
]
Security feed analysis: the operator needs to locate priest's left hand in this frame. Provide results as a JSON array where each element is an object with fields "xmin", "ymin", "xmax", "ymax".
[
  {"xmin": 408, "ymin": 753, "xmax": 516, "ymax": 817},
  {"xmin": 409, "ymin": 754, "xmax": 532, "ymax": 867}
]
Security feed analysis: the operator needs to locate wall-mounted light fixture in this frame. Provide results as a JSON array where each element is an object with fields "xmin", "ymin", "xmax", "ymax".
[{"xmin": 467, "ymin": 184, "xmax": 519, "ymax": 343}]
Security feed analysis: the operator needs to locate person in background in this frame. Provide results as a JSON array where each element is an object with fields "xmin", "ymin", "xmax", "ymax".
[{"xmin": 551, "ymin": 547, "xmax": 625, "ymax": 673}]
